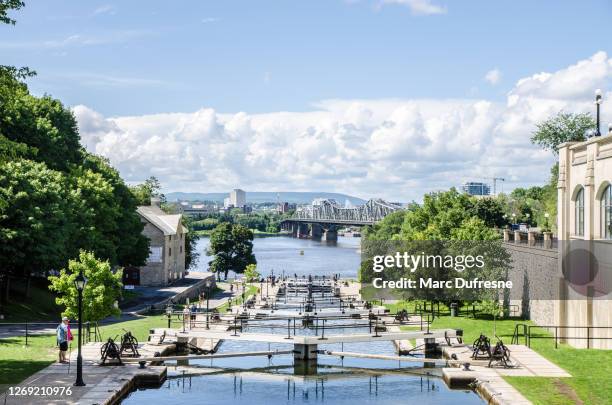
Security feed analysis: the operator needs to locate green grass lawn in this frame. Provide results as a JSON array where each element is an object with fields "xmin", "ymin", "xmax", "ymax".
[
  {"xmin": 1, "ymin": 279, "xmax": 63, "ymax": 323},
  {"xmin": 0, "ymin": 314, "xmax": 168, "ymax": 388},
  {"xmin": 390, "ymin": 300, "xmax": 612, "ymax": 405},
  {"xmin": 216, "ymin": 285, "xmax": 259, "ymax": 313},
  {"xmin": 0, "ymin": 281, "xmax": 250, "ymax": 388}
]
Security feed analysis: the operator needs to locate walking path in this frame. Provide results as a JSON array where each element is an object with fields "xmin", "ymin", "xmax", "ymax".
[
  {"xmin": 4, "ymin": 342, "xmax": 169, "ymax": 405},
  {"xmin": 441, "ymin": 342, "xmax": 570, "ymax": 405}
]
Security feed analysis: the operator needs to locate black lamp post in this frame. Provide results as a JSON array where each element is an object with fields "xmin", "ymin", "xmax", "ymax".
[
  {"xmin": 595, "ymin": 89, "xmax": 603, "ymax": 136},
  {"xmin": 242, "ymin": 282, "xmax": 246, "ymax": 310},
  {"xmin": 166, "ymin": 304, "xmax": 172, "ymax": 328},
  {"xmin": 74, "ymin": 271, "xmax": 87, "ymax": 387},
  {"xmin": 205, "ymin": 279, "xmax": 212, "ymax": 329}
]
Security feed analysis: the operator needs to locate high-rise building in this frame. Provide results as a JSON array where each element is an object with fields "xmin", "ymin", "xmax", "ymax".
[
  {"xmin": 230, "ymin": 189, "xmax": 246, "ymax": 208},
  {"xmin": 462, "ymin": 182, "xmax": 491, "ymax": 196},
  {"xmin": 277, "ymin": 202, "xmax": 297, "ymax": 213}
]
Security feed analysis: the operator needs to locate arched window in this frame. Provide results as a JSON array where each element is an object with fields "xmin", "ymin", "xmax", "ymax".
[
  {"xmin": 575, "ymin": 187, "xmax": 584, "ymax": 236},
  {"xmin": 602, "ymin": 184, "xmax": 612, "ymax": 239}
]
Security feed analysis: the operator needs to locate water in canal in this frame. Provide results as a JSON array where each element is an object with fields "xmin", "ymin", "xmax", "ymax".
[{"xmin": 123, "ymin": 236, "xmax": 483, "ymax": 404}]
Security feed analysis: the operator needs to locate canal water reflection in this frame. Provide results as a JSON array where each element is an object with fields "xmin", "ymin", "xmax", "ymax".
[
  {"xmin": 123, "ymin": 235, "xmax": 484, "ymax": 404},
  {"xmin": 124, "ymin": 372, "xmax": 482, "ymax": 405}
]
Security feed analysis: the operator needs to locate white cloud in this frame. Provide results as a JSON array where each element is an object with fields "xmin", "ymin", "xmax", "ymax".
[
  {"xmin": 92, "ymin": 5, "xmax": 116, "ymax": 16},
  {"xmin": 484, "ymin": 68, "xmax": 502, "ymax": 85},
  {"xmin": 73, "ymin": 52, "xmax": 612, "ymax": 201},
  {"xmin": 0, "ymin": 30, "xmax": 151, "ymax": 50},
  {"xmin": 201, "ymin": 17, "xmax": 219, "ymax": 23},
  {"xmin": 63, "ymin": 73, "xmax": 170, "ymax": 88},
  {"xmin": 379, "ymin": 0, "xmax": 447, "ymax": 15}
]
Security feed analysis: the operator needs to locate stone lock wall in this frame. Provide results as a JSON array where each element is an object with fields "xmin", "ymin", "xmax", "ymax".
[{"xmin": 503, "ymin": 242, "xmax": 559, "ymax": 327}]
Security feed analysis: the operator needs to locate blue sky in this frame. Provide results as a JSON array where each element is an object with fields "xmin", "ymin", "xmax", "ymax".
[
  {"xmin": 2, "ymin": 1, "xmax": 612, "ymax": 199},
  {"xmin": 3, "ymin": 0, "xmax": 611, "ymax": 116}
]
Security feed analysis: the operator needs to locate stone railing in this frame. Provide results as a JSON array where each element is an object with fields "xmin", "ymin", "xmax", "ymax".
[{"xmin": 501, "ymin": 228, "xmax": 556, "ymax": 249}]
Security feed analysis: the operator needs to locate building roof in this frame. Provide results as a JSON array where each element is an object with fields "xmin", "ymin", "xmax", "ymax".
[{"xmin": 137, "ymin": 205, "xmax": 188, "ymax": 236}]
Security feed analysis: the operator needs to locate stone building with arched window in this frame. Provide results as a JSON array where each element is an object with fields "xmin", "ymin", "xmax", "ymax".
[{"xmin": 557, "ymin": 133, "xmax": 612, "ymax": 348}]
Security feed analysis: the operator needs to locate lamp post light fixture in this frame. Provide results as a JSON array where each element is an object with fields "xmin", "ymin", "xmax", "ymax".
[
  {"xmin": 595, "ymin": 89, "xmax": 603, "ymax": 136},
  {"xmin": 205, "ymin": 279, "xmax": 212, "ymax": 329},
  {"xmin": 74, "ymin": 271, "xmax": 87, "ymax": 387},
  {"xmin": 242, "ymin": 282, "xmax": 246, "ymax": 310},
  {"xmin": 166, "ymin": 304, "xmax": 173, "ymax": 328},
  {"xmin": 544, "ymin": 212, "xmax": 550, "ymax": 229}
]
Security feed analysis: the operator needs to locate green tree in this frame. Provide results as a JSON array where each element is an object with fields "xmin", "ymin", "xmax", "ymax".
[
  {"xmin": 49, "ymin": 251, "xmax": 123, "ymax": 322},
  {"xmin": 82, "ymin": 154, "xmax": 149, "ymax": 267},
  {"xmin": 1, "ymin": 88, "xmax": 82, "ymax": 171},
  {"xmin": 130, "ymin": 176, "xmax": 166, "ymax": 206},
  {"xmin": 530, "ymin": 111, "xmax": 595, "ymax": 154},
  {"xmin": 209, "ymin": 223, "xmax": 256, "ymax": 280},
  {"xmin": 469, "ymin": 197, "xmax": 507, "ymax": 228},
  {"xmin": 0, "ymin": 160, "xmax": 73, "ymax": 284},
  {"xmin": 0, "ymin": 0, "xmax": 24, "ymax": 25},
  {"xmin": 361, "ymin": 189, "xmax": 508, "ymax": 304},
  {"xmin": 244, "ymin": 264, "xmax": 260, "ymax": 282}
]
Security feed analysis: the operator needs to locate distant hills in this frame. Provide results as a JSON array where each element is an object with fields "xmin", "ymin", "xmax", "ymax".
[{"xmin": 165, "ymin": 191, "xmax": 367, "ymax": 206}]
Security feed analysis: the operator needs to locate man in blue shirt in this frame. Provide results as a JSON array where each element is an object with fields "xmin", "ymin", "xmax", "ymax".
[{"xmin": 56, "ymin": 316, "xmax": 69, "ymax": 363}]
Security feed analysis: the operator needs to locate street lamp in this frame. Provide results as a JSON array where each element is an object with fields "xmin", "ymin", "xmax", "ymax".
[
  {"xmin": 74, "ymin": 271, "xmax": 87, "ymax": 387},
  {"xmin": 166, "ymin": 304, "xmax": 173, "ymax": 328},
  {"xmin": 595, "ymin": 89, "xmax": 603, "ymax": 136},
  {"xmin": 205, "ymin": 279, "xmax": 212, "ymax": 329},
  {"xmin": 242, "ymin": 282, "xmax": 246, "ymax": 310},
  {"xmin": 544, "ymin": 212, "xmax": 550, "ymax": 230}
]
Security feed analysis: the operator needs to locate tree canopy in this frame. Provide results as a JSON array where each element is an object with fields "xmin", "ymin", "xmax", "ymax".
[
  {"xmin": 0, "ymin": 0, "xmax": 24, "ymax": 25},
  {"xmin": 49, "ymin": 251, "xmax": 123, "ymax": 322},
  {"xmin": 0, "ymin": 16, "xmax": 149, "ymax": 301},
  {"xmin": 361, "ymin": 189, "xmax": 508, "ymax": 303},
  {"xmin": 208, "ymin": 223, "xmax": 256, "ymax": 280},
  {"xmin": 530, "ymin": 111, "xmax": 595, "ymax": 154}
]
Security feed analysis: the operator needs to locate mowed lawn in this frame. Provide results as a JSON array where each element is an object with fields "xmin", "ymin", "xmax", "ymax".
[
  {"xmin": 0, "ymin": 314, "xmax": 167, "ymax": 387},
  {"xmin": 0, "ymin": 283, "xmax": 256, "ymax": 388},
  {"xmin": 391, "ymin": 300, "xmax": 612, "ymax": 405}
]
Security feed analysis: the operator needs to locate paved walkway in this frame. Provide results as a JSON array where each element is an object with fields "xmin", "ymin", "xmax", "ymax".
[
  {"xmin": 441, "ymin": 343, "xmax": 570, "ymax": 405},
  {"xmin": 121, "ymin": 272, "xmax": 215, "ymax": 312},
  {"xmin": 4, "ymin": 342, "xmax": 168, "ymax": 405}
]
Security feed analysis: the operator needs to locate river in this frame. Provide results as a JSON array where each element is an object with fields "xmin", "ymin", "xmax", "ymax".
[{"xmin": 193, "ymin": 235, "xmax": 362, "ymax": 279}]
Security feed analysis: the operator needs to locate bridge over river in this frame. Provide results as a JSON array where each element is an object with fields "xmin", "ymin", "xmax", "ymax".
[{"xmin": 281, "ymin": 198, "xmax": 402, "ymax": 241}]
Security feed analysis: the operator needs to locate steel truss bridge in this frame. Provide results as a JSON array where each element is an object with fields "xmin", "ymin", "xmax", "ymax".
[{"xmin": 287, "ymin": 198, "xmax": 402, "ymax": 226}]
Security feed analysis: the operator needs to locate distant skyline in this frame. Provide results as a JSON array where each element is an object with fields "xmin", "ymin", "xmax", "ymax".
[{"xmin": 3, "ymin": 1, "xmax": 612, "ymax": 201}]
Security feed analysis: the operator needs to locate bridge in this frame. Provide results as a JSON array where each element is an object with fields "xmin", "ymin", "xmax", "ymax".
[{"xmin": 282, "ymin": 198, "xmax": 401, "ymax": 241}]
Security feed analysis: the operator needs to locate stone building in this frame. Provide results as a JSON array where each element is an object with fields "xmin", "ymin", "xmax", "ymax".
[
  {"xmin": 132, "ymin": 201, "xmax": 188, "ymax": 286},
  {"xmin": 556, "ymin": 132, "xmax": 612, "ymax": 348}
]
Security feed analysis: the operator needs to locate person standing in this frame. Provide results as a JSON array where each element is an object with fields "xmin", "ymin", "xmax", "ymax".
[{"xmin": 56, "ymin": 317, "xmax": 69, "ymax": 363}]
